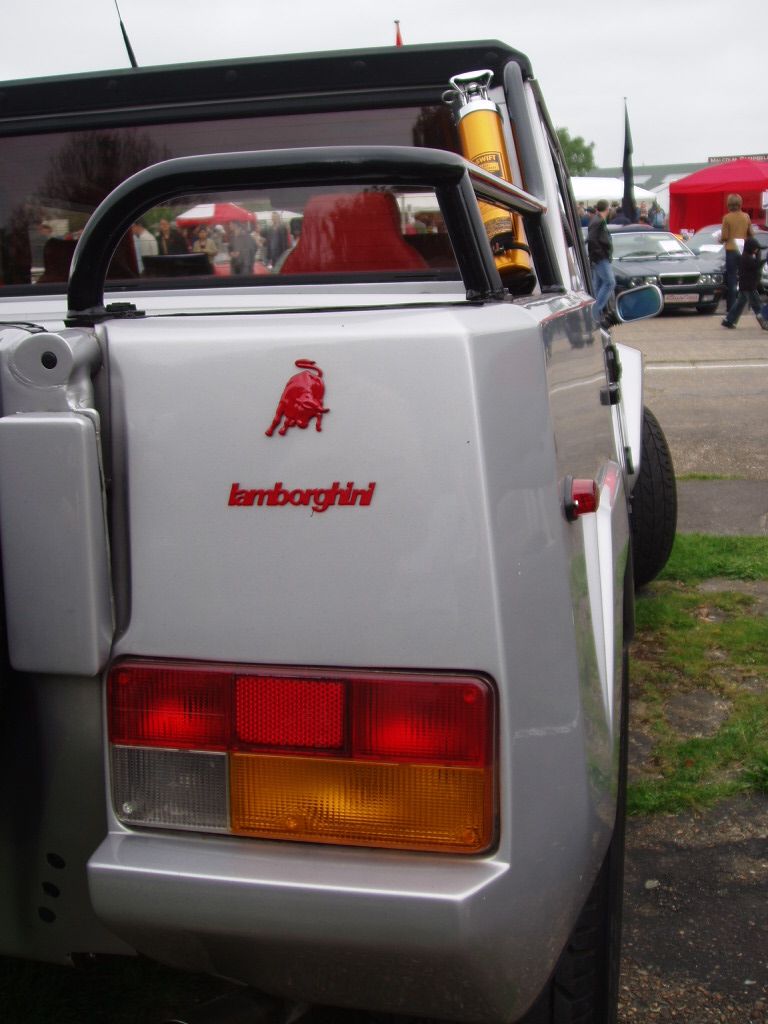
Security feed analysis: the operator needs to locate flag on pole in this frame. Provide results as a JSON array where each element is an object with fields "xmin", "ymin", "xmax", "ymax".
[
  {"xmin": 621, "ymin": 99, "xmax": 637, "ymax": 223},
  {"xmin": 395, "ymin": 20, "xmax": 403, "ymax": 47}
]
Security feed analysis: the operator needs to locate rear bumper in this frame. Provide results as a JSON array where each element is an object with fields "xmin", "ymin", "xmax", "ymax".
[{"xmin": 88, "ymin": 823, "xmax": 592, "ymax": 1023}]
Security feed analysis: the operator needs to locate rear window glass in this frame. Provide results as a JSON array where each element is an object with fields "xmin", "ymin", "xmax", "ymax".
[
  {"xmin": 0, "ymin": 105, "xmax": 459, "ymax": 291},
  {"xmin": 107, "ymin": 185, "xmax": 457, "ymax": 283}
]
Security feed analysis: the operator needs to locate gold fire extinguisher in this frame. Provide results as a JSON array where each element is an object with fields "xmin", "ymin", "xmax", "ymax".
[{"xmin": 448, "ymin": 69, "xmax": 532, "ymax": 279}]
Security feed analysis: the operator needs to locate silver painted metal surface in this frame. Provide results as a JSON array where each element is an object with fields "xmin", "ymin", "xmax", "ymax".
[
  {"xmin": 0, "ymin": 674, "xmax": 134, "ymax": 963},
  {"xmin": 615, "ymin": 341, "xmax": 644, "ymax": 482},
  {"xmin": 0, "ymin": 329, "xmax": 113, "ymax": 674}
]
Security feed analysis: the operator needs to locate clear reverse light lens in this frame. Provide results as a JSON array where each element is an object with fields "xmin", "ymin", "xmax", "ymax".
[{"xmin": 112, "ymin": 746, "xmax": 229, "ymax": 831}]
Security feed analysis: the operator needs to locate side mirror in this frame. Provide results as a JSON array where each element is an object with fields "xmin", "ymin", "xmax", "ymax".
[{"xmin": 616, "ymin": 284, "xmax": 663, "ymax": 322}]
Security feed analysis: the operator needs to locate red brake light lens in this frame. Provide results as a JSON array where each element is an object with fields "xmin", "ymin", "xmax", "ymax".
[
  {"xmin": 352, "ymin": 678, "xmax": 489, "ymax": 766},
  {"xmin": 108, "ymin": 662, "xmax": 230, "ymax": 750}
]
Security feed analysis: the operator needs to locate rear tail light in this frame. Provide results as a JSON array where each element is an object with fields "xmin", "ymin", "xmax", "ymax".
[{"xmin": 109, "ymin": 660, "xmax": 495, "ymax": 853}]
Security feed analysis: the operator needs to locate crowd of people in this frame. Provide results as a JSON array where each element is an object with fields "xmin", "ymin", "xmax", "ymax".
[
  {"xmin": 578, "ymin": 199, "xmax": 666, "ymax": 230},
  {"xmin": 130, "ymin": 210, "xmax": 299, "ymax": 275}
]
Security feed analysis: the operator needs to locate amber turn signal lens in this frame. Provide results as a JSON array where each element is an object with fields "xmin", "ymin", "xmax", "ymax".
[{"xmin": 230, "ymin": 754, "xmax": 493, "ymax": 853}]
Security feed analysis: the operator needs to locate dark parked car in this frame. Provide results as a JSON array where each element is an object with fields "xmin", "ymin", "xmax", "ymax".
[
  {"xmin": 612, "ymin": 229, "xmax": 724, "ymax": 312},
  {"xmin": 688, "ymin": 224, "xmax": 768, "ymax": 295},
  {"xmin": 688, "ymin": 223, "xmax": 768, "ymax": 256}
]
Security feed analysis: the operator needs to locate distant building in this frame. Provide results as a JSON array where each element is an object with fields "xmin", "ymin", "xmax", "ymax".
[{"xmin": 594, "ymin": 162, "xmax": 707, "ymax": 192}]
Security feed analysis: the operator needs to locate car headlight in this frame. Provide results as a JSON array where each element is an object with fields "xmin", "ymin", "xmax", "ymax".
[
  {"xmin": 627, "ymin": 275, "xmax": 658, "ymax": 287},
  {"xmin": 701, "ymin": 273, "xmax": 715, "ymax": 285}
]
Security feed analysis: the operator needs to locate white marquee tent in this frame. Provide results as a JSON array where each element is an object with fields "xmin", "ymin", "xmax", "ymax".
[{"xmin": 570, "ymin": 177, "xmax": 656, "ymax": 204}]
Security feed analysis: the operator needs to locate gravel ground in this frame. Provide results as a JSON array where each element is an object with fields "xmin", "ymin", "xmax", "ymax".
[{"xmin": 620, "ymin": 795, "xmax": 768, "ymax": 1023}]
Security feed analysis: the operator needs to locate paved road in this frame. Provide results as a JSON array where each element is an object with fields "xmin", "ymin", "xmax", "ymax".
[{"xmin": 618, "ymin": 306, "xmax": 768, "ymax": 534}]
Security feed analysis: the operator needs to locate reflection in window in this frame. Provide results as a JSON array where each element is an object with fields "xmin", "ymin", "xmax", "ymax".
[
  {"xmin": 112, "ymin": 186, "xmax": 457, "ymax": 284},
  {"xmin": 0, "ymin": 106, "xmax": 458, "ymax": 290}
]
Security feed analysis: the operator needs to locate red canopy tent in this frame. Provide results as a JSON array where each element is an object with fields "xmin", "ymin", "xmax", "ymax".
[
  {"xmin": 669, "ymin": 159, "xmax": 768, "ymax": 233},
  {"xmin": 176, "ymin": 202, "xmax": 255, "ymax": 226}
]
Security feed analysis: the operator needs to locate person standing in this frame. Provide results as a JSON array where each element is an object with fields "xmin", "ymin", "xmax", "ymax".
[
  {"xmin": 720, "ymin": 193, "xmax": 752, "ymax": 312},
  {"xmin": 130, "ymin": 222, "xmax": 158, "ymax": 273},
  {"xmin": 229, "ymin": 222, "xmax": 256, "ymax": 275},
  {"xmin": 721, "ymin": 235, "xmax": 767, "ymax": 330},
  {"xmin": 155, "ymin": 218, "xmax": 187, "ymax": 255},
  {"xmin": 587, "ymin": 200, "xmax": 615, "ymax": 326},
  {"xmin": 265, "ymin": 212, "xmax": 290, "ymax": 267},
  {"xmin": 250, "ymin": 221, "xmax": 267, "ymax": 265},
  {"xmin": 610, "ymin": 204, "xmax": 630, "ymax": 226},
  {"xmin": 649, "ymin": 201, "xmax": 666, "ymax": 229},
  {"xmin": 192, "ymin": 226, "xmax": 218, "ymax": 267}
]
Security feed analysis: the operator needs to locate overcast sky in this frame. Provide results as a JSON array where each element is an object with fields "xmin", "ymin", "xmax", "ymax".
[{"xmin": 1, "ymin": 0, "xmax": 762, "ymax": 168}]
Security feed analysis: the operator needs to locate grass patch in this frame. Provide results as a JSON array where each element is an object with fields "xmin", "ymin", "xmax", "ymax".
[
  {"xmin": 629, "ymin": 533, "xmax": 768, "ymax": 815},
  {"xmin": 658, "ymin": 533, "xmax": 768, "ymax": 582},
  {"xmin": 676, "ymin": 472, "xmax": 736, "ymax": 481}
]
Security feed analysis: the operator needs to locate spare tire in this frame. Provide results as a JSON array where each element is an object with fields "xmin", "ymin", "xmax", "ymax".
[{"xmin": 630, "ymin": 406, "xmax": 677, "ymax": 589}]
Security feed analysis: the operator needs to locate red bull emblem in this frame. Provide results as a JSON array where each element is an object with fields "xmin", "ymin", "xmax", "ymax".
[{"xmin": 266, "ymin": 359, "xmax": 329, "ymax": 437}]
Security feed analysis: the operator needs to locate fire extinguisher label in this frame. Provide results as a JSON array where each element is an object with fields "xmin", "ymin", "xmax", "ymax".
[{"xmin": 474, "ymin": 151, "xmax": 504, "ymax": 176}]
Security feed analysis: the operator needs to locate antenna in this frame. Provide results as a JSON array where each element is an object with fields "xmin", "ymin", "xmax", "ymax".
[{"xmin": 112, "ymin": 0, "xmax": 138, "ymax": 68}]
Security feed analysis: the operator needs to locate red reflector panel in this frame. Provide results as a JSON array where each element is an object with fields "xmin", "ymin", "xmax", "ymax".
[
  {"xmin": 565, "ymin": 477, "xmax": 600, "ymax": 521},
  {"xmin": 234, "ymin": 675, "xmax": 346, "ymax": 752},
  {"xmin": 573, "ymin": 479, "xmax": 599, "ymax": 515},
  {"xmin": 108, "ymin": 662, "xmax": 230, "ymax": 751},
  {"xmin": 352, "ymin": 677, "xmax": 491, "ymax": 766}
]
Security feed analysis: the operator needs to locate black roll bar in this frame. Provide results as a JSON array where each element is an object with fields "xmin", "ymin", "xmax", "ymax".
[{"xmin": 66, "ymin": 145, "xmax": 547, "ymax": 322}]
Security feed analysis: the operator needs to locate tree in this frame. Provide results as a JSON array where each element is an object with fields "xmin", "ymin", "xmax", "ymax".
[
  {"xmin": 38, "ymin": 129, "xmax": 171, "ymax": 211},
  {"xmin": 556, "ymin": 128, "xmax": 596, "ymax": 176}
]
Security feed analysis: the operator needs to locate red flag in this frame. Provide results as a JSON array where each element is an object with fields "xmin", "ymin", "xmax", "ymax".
[{"xmin": 394, "ymin": 20, "xmax": 403, "ymax": 47}]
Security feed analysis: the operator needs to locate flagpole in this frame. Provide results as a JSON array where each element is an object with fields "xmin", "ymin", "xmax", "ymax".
[{"xmin": 621, "ymin": 98, "xmax": 637, "ymax": 223}]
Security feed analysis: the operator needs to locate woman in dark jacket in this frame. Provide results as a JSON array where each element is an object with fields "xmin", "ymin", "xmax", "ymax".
[{"xmin": 722, "ymin": 236, "xmax": 768, "ymax": 329}]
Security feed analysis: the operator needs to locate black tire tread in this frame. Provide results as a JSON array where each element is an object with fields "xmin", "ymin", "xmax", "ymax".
[{"xmin": 630, "ymin": 406, "xmax": 677, "ymax": 589}]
